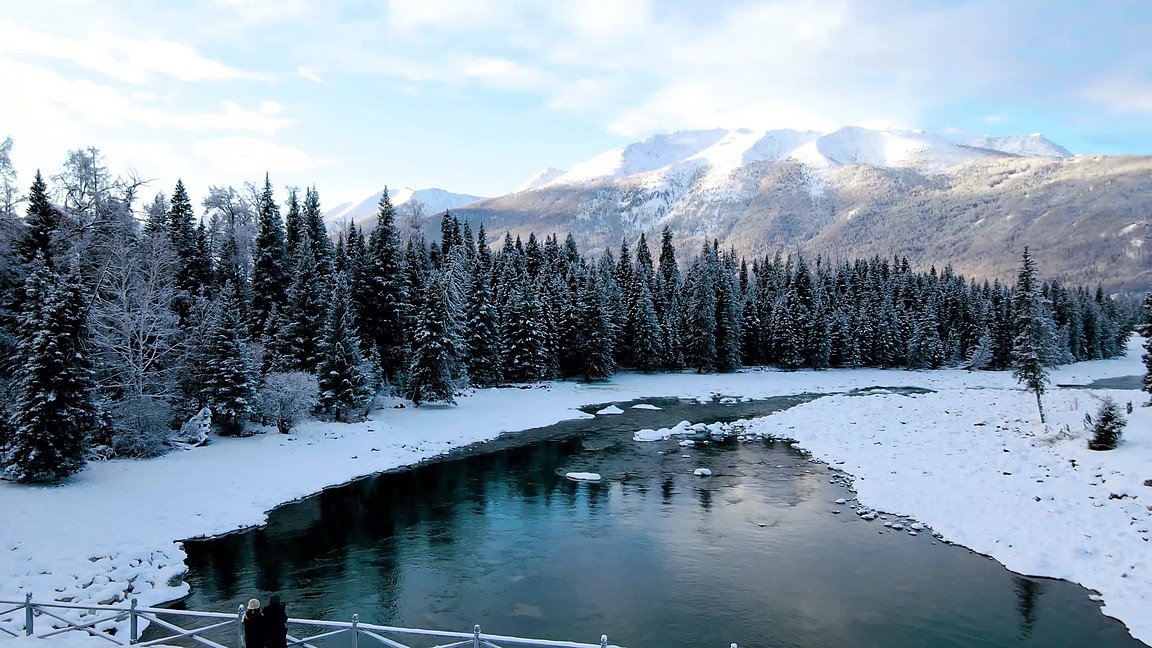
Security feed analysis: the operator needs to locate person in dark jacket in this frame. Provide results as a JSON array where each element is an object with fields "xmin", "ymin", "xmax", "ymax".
[
  {"xmin": 263, "ymin": 595, "xmax": 288, "ymax": 648},
  {"xmin": 243, "ymin": 599, "xmax": 264, "ymax": 648}
]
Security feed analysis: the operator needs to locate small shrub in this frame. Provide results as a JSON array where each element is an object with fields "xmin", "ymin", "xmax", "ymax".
[
  {"xmin": 258, "ymin": 372, "xmax": 320, "ymax": 434},
  {"xmin": 1087, "ymin": 397, "xmax": 1126, "ymax": 451}
]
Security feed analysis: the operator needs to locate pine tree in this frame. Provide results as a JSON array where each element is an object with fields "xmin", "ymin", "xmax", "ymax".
[
  {"xmin": 1011, "ymin": 247, "xmax": 1058, "ymax": 422},
  {"xmin": 464, "ymin": 260, "xmax": 502, "ymax": 386},
  {"xmin": 714, "ymin": 252, "xmax": 742, "ymax": 372},
  {"xmin": 1087, "ymin": 396, "xmax": 1126, "ymax": 450},
  {"xmin": 317, "ymin": 272, "xmax": 371, "ymax": 421},
  {"xmin": 683, "ymin": 246, "xmax": 718, "ymax": 373},
  {"xmin": 501, "ymin": 280, "xmax": 551, "ymax": 382},
  {"xmin": 358, "ymin": 189, "xmax": 409, "ymax": 385},
  {"xmin": 250, "ymin": 174, "xmax": 288, "ymax": 335},
  {"xmin": 1141, "ymin": 293, "xmax": 1152, "ymax": 404},
  {"xmin": 16, "ymin": 171, "xmax": 60, "ymax": 269},
  {"xmin": 406, "ymin": 274, "xmax": 461, "ymax": 405},
  {"xmin": 200, "ymin": 281, "xmax": 258, "ymax": 435},
  {"xmin": 283, "ymin": 187, "xmax": 303, "ymax": 262},
  {"xmin": 575, "ymin": 270, "xmax": 616, "ymax": 381},
  {"xmin": 627, "ymin": 270, "xmax": 663, "ymax": 373},
  {"xmin": 303, "ymin": 186, "xmax": 334, "ymax": 276},
  {"xmin": 267, "ymin": 234, "xmax": 326, "ymax": 374},
  {"xmin": 2, "ymin": 259, "xmax": 97, "ymax": 483}
]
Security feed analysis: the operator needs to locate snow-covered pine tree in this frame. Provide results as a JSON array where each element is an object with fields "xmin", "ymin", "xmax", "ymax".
[
  {"xmin": 318, "ymin": 272, "xmax": 371, "ymax": 421},
  {"xmin": 500, "ymin": 279, "xmax": 551, "ymax": 382},
  {"xmin": 166, "ymin": 179, "xmax": 211, "ymax": 305},
  {"xmin": 250, "ymin": 175, "xmax": 288, "ymax": 335},
  {"xmin": 575, "ymin": 270, "xmax": 615, "ymax": 381},
  {"xmin": 907, "ymin": 296, "xmax": 945, "ymax": 369},
  {"xmin": 268, "ymin": 233, "xmax": 326, "ymax": 374},
  {"xmin": 357, "ymin": 189, "xmax": 409, "ymax": 386},
  {"xmin": 15, "ymin": 171, "xmax": 60, "ymax": 269},
  {"xmin": 1087, "ymin": 396, "xmax": 1126, "ymax": 450},
  {"xmin": 199, "ymin": 281, "xmax": 258, "ymax": 435},
  {"xmin": 464, "ymin": 257, "xmax": 502, "ymax": 386},
  {"xmin": 627, "ymin": 267, "xmax": 663, "ymax": 373},
  {"xmin": 3, "ymin": 258, "xmax": 97, "ymax": 483},
  {"xmin": 683, "ymin": 245, "xmax": 718, "ymax": 373},
  {"xmin": 406, "ymin": 274, "xmax": 462, "ymax": 405},
  {"xmin": 714, "ymin": 250, "xmax": 742, "ymax": 373},
  {"xmin": 1142, "ymin": 293, "xmax": 1152, "ymax": 404},
  {"xmin": 770, "ymin": 292, "xmax": 804, "ymax": 370},
  {"xmin": 965, "ymin": 328, "xmax": 994, "ymax": 370},
  {"xmin": 303, "ymin": 186, "xmax": 334, "ymax": 276},
  {"xmin": 614, "ymin": 239, "xmax": 635, "ymax": 367},
  {"xmin": 283, "ymin": 187, "xmax": 303, "ymax": 263},
  {"xmin": 1011, "ymin": 247, "xmax": 1058, "ymax": 423}
]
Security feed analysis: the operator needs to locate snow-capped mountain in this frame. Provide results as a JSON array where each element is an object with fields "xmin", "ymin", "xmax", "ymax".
[
  {"xmin": 522, "ymin": 126, "xmax": 1045, "ymax": 192},
  {"xmin": 323, "ymin": 187, "xmax": 484, "ymax": 228},
  {"xmin": 454, "ymin": 126, "xmax": 1151, "ymax": 291},
  {"xmin": 965, "ymin": 134, "xmax": 1072, "ymax": 158},
  {"xmin": 515, "ymin": 167, "xmax": 566, "ymax": 193}
]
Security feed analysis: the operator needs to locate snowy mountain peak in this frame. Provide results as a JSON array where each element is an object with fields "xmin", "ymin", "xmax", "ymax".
[
  {"xmin": 323, "ymin": 187, "xmax": 484, "ymax": 227},
  {"xmin": 529, "ymin": 126, "xmax": 1072, "ymax": 191},
  {"xmin": 965, "ymin": 133, "xmax": 1072, "ymax": 158},
  {"xmin": 516, "ymin": 167, "xmax": 567, "ymax": 193}
]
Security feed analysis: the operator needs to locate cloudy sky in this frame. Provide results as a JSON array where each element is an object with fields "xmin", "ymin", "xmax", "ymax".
[{"xmin": 1, "ymin": 0, "xmax": 1149, "ymax": 208}]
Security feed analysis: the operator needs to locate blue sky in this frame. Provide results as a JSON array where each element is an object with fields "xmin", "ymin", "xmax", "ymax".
[{"xmin": 1, "ymin": 0, "xmax": 1150, "ymax": 208}]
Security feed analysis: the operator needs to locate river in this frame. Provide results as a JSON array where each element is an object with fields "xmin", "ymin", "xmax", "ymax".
[{"xmin": 173, "ymin": 395, "xmax": 1142, "ymax": 647}]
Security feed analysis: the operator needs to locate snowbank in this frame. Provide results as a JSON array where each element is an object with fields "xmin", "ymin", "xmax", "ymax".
[
  {"xmin": 595, "ymin": 405, "xmax": 624, "ymax": 415},
  {"xmin": 0, "ymin": 339, "xmax": 1148, "ymax": 643}
]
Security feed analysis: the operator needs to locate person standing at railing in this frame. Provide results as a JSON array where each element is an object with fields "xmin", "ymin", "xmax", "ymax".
[
  {"xmin": 263, "ymin": 595, "xmax": 288, "ymax": 648},
  {"xmin": 243, "ymin": 599, "xmax": 265, "ymax": 648}
]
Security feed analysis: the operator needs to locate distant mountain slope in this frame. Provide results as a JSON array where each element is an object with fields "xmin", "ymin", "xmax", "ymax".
[
  {"xmin": 324, "ymin": 187, "xmax": 484, "ymax": 228},
  {"xmin": 451, "ymin": 127, "xmax": 1151, "ymax": 291},
  {"xmin": 965, "ymin": 134, "xmax": 1073, "ymax": 158}
]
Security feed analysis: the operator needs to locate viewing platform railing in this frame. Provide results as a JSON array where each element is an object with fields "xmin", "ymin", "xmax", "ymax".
[{"xmin": 0, "ymin": 595, "xmax": 742, "ymax": 648}]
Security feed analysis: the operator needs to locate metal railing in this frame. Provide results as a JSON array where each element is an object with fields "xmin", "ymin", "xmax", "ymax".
[{"xmin": 1, "ymin": 596, "xmax": 740, "ymax": 648}]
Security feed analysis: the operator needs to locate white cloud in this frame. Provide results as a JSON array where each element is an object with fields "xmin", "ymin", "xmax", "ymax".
[
  {"xmin": 386, "ymin": 0, "xmax": 522, "ymax": 33},
  {"xmin": 0, "ymin": 57, "xmax": 293, "ymax": 138},
  {"xmin": 450, "ymin": 55, "xmax": 552, "ymax": 92},
  {"xmin": 193, "ymin": 137, "xmax": 337, "ymax": 175},
  {"xmin": 297, "ymin": 66, "xmax": 324, "ymax": 84},
  {"xmin": 0, "ymin": 20, "xmax": 265, "ymax": 85},
  {"xmin": 1081, "ymin": 78, "xmax": 1152, "ymax": 115}
]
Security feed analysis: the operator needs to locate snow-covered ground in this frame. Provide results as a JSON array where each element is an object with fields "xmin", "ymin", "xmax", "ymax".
[{"xmin": 1, "ymin": 339, "xmax": 1149, "ymax": 645}]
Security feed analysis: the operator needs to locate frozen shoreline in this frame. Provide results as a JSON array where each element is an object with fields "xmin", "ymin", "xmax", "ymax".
[{"xmin": 1, "ymin": 340, "xmax": 1149, "ymax": 645}]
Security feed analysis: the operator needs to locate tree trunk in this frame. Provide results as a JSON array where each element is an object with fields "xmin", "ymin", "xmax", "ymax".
[{"xmin": 1035, "ymin": 389, "xmax": 1046, "ymax": 423}]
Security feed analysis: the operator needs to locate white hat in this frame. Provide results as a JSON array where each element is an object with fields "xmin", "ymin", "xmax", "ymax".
[{"xmin": 247, "ymin": 599, "xmax": 261, "ymax": 610}]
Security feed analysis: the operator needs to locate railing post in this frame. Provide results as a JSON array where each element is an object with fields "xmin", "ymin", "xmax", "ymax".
[
  {"xmin": 473, "ymin": 624, "xmax": 481, "ymax": 648},
  {"xmin": 600, "ymin": 635, "xmax": 608, "ymax": 648},
  {"xmin": 237, "ymin": 604, "xmax": 245, "ymax": 648},
  {"xmin": 129, "ymin": 598, "xmax": 138, "ymax": 644},
  {"xmin": 24, "ymin": 593, "xmax": 32, "ymax": 636},
  {"xmin": 351, "ymin": 614, "xmax": 359, "ymax": 648}
]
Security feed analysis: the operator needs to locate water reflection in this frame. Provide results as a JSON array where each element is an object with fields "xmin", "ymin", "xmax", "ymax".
[{"xmin": 179, "ymin": 398, "xmax": 1142, "ymax": 648}]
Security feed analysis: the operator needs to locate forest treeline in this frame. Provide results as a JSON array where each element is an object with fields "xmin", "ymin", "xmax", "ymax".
[{"xmin": 0, "ymin": 146, "xmax": 1135, "ymax": 483}]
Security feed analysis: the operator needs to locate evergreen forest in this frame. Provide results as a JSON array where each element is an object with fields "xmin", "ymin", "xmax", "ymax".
[{"xmin": 0, "ymin": 147, "xmax": 1135, "ymax": 483}]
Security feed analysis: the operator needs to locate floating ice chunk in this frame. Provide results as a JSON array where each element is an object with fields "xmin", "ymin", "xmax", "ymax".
[
  {"xmin": 679, "ymin": 439, "xmax": 696, "ymax": 447},
  {"xmin": 565, "ymin": 472, "xmax": 602, "ymax": 482},
  {"xmin": 911, "ymin": 522, "xmax": 925, "ymax": 531},
  {"xmin": 596, "ymin": 405, "xmax": 624, "ymax": 415},
  {"xmin": 633, "ymin": 428, "xmax": 665, "ymax": 442},
  {"xmin": 632, "ymin": 403, "xmax": 661, "ymax": 410},
  {"xmin": 835, "ymin": 498, "xmax": 847, "ymax": 505},
  {"xmin": 892, "ymin": 523, "xmax": 905, "ymax": 531},
  {"xmin": 694, "ymin": 468, "xmax": 712, "ymax": 477}
]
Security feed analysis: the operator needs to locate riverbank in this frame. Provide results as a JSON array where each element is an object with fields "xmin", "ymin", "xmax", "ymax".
[{"xmin": 1, "ymin": 340, "xmax": 1148, "ymax": 644}]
